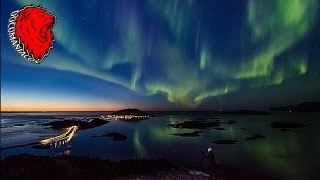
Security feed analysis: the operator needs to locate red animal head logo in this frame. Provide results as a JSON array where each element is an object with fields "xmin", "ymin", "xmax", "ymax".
[{"xmin": 8, "ymin": 5, "xmax": 56, "ymax": 64}]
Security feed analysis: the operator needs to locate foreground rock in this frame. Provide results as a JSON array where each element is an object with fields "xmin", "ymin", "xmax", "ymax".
[
  {"xmin": 1, "ymin": 154, "xmax": 174, "ymax": 180},
  {"xmin": 1, "ymin": 154, "xmax": 274, "ymax": 180},
  {"xmin": 92, "ymin": 132, "xmax": 127, "ymax": 141},
  {"xmin": 270, "ymin": 122, "xmax": 307, "ymax": 128},
  {"xmin": 117, "ymin": 169, "xmax": 212, "ymax": 180},
  {"xmin": 44, "ymin": 118, "xmax": 109, "ymax": 130}
]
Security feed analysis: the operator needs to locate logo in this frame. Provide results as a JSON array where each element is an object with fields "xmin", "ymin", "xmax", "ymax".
[{"xmin": 8, "ymin": 5, "xmax": 56, "ymax": 64}]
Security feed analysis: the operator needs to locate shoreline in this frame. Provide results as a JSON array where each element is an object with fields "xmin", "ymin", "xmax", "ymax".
[{"xmin": 1, "ymin": 154, "xmax": 274, "ymax": 180}]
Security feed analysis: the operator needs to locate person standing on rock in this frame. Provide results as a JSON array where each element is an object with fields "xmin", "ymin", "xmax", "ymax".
[{"xmin": 201, "ymin": 147, "xmax": 217, "ymax": 176}]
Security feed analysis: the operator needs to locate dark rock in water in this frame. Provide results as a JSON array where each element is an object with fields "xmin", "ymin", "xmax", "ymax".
[
  {"xmin": 270, "ymin": 102, "xmax": 320, "ymax": 112},
  {"xmin": 172, "ymin": 131, "xmax": 202, "ymax": 137},
  {"xmin": 31, "ymin": 144, "xmax": 52, "ymax": 149},
  {"xmin": 92, "ymin": 132, "xmax": 127, "ymax": 141},
  {"xmin": 106, "ymin": 132, "xmax": 128, "ymax": 141},
  {"xmin": 237, "ymin": 127, "xmax": 247, "ymax": 130},
  {"xmin": 1, "ymin": 154, "xmax": 175, "ymax": 180},
  {"xmin": 221, "ymin": 110, "xmax": 271, "ymax": 115},
  {"xmin": 271, "ymin": 122, "xmax": 306, "ymax": 128},
  {"xmin": 213, "ymin": 140, "xmax": 238, "ymax": 144},
  {"xmin": 168, "ymin": 120, "xmax": 220, "ymax": 129},
  {"xmin": 227, "ymin": 120, "xmax": 237, "ymax": 124},
  {"xmin": 213, "ymin": 127, "xmax": 226, "ymax": 130},
  {"xmin": 210, "ymin": 117, "xmax": 220, "ymax": 119},
  {"xmin": 44, "ymin": 118, "xmax": 109, "ymax": 130},
  {"xmin": 13, "ymin": 123, "xmax": 25, "ymax": 127},
  {"xmin": 245, "ymin": 134, "xmax": 266, "ymax": 141},
  {"xmin": 195, "ymin": 117, "xmax": 205, "ymax": 120},
  {"xmin": 280, "ymin": 128, "xmax": 297, "ymax": 132}
]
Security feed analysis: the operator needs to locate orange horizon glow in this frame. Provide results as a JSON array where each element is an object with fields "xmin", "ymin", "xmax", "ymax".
[
  {"xmin": 1, "ymin": 104, "xmax": 126, "ymax": 112},
  {"xmin": 1, "ymin": 102, "xmax": 162, "ymax": 112}
]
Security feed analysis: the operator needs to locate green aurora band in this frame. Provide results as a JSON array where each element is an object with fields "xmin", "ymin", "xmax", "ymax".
[{"xmin": 11, "ymin": 0, "xmax": 319, "ymax": 107}]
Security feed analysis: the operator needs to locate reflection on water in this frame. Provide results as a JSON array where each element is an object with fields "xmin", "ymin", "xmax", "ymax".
[
  {"xmin": 1, "ymin": 112, "xmax": 320, "ymax": 179},
  {"xmin": 133, "ymin": 131, "xmax": 146, "ymax": 158}
]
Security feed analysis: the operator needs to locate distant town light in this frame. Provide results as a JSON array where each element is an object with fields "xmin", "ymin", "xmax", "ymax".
[{"xmin": 100, "ymin": 114, "xmax": 150, "ymax": 120}]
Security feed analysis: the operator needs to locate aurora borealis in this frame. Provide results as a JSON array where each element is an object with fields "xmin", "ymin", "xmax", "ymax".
[{"xmin": 1, "ymin": 0, "xmax": 320, "ymax": 111}]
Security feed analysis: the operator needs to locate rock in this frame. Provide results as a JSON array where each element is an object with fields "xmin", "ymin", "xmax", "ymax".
[
  {"xmin": 92, "ymin": 132, "xmax": 127, "ymax": 141},
  {"xmin": 1, "ymin": 154, "xmax": 175, "ymax": 179},
  {"xmin": 210, "ymin": 117, "xmax": 220, "ymax": 119},
  {"xmin": 237, "ymin": 127, "xmax": 247, "ymax": 130},
  {"xmin": 270, "ymin": 122, "xmax": 306, "ymax": 128},
  {"xmin": 245, "ymin": 134, "xmax": 266, "ymax": 141},
  {"xmin": 280, "ymin": 128, "xmax": 297, "ymax": 132},
  {"xmin": 44, "ymin": 118, "xmax": 109, "ymax": 130},
  {"xmin": 227, "ymin": 120, "xmax": 237, "ymax": 124},
  {"xmin": 188, "ymin": 170, "xmax": 210, "ymax": 177},
  {"xmin": 212, "ymin": 140, "xmax": 238, "ymax": 144},
  {"xmin": 213, "ymin": 127, "xmax": 226, "ymax": 130},
  {"xmin": 172, "ymin": 131, "xmax": 202, "ymax": 137},
  {"xmin": 168, "ymin": 120, "xmax": 220, "ymax": 130}
]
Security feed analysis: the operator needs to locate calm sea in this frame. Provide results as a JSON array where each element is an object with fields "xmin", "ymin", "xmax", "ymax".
[{"xmin": 1, "ymin": 111, "xmax": 320, "ymax": 179}]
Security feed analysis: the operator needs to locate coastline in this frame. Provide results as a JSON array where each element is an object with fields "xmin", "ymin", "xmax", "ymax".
[{"xmin": 1, "ymin": 154, "xmax": 274, "ymax": 180}]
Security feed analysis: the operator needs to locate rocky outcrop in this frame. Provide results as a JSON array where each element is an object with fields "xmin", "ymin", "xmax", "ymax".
[
  {"xmin": 91, "ymin": 132, "xmax": 127, "ymax": 141},
  {"xmin": 44, "ymin": 118, "xmax": 109, "ymax": 130}
]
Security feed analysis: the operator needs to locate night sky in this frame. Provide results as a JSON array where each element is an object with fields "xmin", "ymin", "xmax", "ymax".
[{"xmin": 1, "ymin": 0, "xmax": 320, "ymax": 111}]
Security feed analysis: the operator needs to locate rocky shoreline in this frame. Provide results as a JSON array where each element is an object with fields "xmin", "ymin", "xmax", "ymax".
[{"xmin": 1, "ymin": 154, "xmax": 274, "ymax": 180}]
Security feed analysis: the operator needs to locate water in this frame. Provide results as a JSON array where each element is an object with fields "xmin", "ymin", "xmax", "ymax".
[{"xmin": 1, "ymin": 112, "xmax": 320, "ymax": 179}]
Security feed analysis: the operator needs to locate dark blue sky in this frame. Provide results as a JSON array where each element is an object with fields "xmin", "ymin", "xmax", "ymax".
[{"xmin": 1, "ymin": 0, "xmax": 320, "ymax": 111}]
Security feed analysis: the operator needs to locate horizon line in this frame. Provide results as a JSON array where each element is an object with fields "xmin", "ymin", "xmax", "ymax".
[{"xmin": 0, "ymin": 109, "xmax": 270, "ymax": 113}]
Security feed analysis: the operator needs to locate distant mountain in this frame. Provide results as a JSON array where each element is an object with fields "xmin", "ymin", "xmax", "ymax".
[
  {"xmin": 269, "ymin": 102, "xmax": 320, "ymax": 112},
  {"xmin": 111, "ymin": 108, "xmax": 150, "ymax": 116},
  {"xmin": 221, "ymin": 110, "xmax": 271, "ymax": 115}
]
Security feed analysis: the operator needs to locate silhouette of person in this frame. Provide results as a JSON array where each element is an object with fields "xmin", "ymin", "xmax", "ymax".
[{"xmin": 202, "ymin": 147, "xmax": 217, "ymax": 176}]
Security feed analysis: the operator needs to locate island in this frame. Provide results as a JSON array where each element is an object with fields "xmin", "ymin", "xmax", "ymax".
[
  {"xmin": 91, "ymin": 132, "xmax": 128, "ymax": 141},
  {"xmin": 44, "ymin": 117, "xmax": 109, "ymax": 130},
  {"xmin": 101, "ymin": 108, "xmax": 152, "ymax": 121}
]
